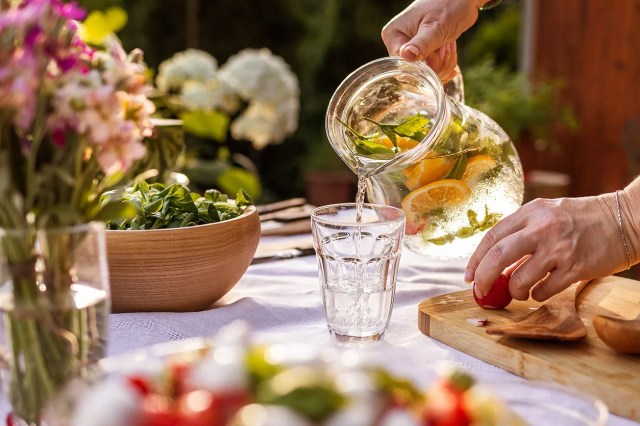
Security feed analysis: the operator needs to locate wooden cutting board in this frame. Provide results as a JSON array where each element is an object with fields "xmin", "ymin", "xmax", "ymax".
[{"xmin": 418, "ymin": 275, "xmax": 640, "ymax": 421}]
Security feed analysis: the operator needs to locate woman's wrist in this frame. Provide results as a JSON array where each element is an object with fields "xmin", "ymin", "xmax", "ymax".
[{"xmin": 595, "ymin": 193, "xmax": 632, "ymax": 270}]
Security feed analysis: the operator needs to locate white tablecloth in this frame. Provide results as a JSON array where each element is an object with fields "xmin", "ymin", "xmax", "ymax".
[{"xmin": 110, "ymin": 235, "xmax": 638, "ymax": 426}]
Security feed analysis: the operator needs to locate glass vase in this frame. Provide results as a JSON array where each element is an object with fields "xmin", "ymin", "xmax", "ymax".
[{"xmin": 0, "ymin": 222, "xmax": 110, "ymax": 426}]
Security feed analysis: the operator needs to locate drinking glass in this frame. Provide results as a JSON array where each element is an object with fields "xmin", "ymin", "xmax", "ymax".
[{"xmin": 311, "ymin": 203, "xmax": 405, "ymax": 346}]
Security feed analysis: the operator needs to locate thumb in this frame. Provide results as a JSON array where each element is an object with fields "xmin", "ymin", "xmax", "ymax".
[{"xmin": 400, "ymin": 23, "xmax": 445, "ymax": 61}]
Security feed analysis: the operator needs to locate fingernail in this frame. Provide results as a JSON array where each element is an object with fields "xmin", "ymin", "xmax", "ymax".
[
  {"xmin": 473, "ymin": 284, "xmax": 484, "ymax": 298},
  {"xmin": 464, "ymin": 268, "xmax": 473, "ymax": 283},
  {"xmin": 439, "ymin": 46, "xmax": 446, "ymax": 60},
  {"xmin": 403, "ymin": 45, "xmax": 420, "ymax": 60}
]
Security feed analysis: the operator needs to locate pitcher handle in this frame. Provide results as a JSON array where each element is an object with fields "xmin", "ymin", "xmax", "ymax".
[{"xmin": 443, "ymin": 65, "xmax": 465, "ymax": 104}]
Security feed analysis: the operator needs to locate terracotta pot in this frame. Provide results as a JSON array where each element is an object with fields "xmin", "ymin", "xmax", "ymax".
[{"xmin": 304, "ymin": 170, "xmax": 357, "ymax": 207}]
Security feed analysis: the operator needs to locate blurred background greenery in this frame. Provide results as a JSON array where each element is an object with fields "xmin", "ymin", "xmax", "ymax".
[{"xmin": 79, "ymin": 0, "xmax": 568, "ymax": 203}]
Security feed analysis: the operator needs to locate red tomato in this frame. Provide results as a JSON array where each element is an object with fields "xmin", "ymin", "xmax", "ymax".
[
  {"xmin": 127, "ymin": 375, "xmax": 152, "ymax": 396},
  {"xmin": 473, "ymin": 273, "xmax": 512, "ymax": 310},
  {"xmin": 170, "ymin": 363, "xmax": 191, "ymax": 396},
  {"xmin": 177, "ymin": 389, "xmax": 251, "ymax": 426},
  {"xmin": 421, "ymin": 380, "xmax": 471, "ymax": 426},
  {"xmin": 140, "ymin": 395, "xmax": 181, "ymax": 426}
]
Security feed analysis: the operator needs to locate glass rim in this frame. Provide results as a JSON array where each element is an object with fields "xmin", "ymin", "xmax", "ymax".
[
  {"xmin": 0, "ymin": 221, "xmax": 105, "ymax": 237},
  {"xmin": 310, "ymin": 202, "xmax": 405, "ymax": 226},
  {"xmin": 325, "ymin": 56, "xmax": 447, "ymax": 175}
]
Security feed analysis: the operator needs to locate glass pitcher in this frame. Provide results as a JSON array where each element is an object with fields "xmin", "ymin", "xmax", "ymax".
[{"xmin": 325, "ymin": 57, "xmax": 524, "ymax": 259}]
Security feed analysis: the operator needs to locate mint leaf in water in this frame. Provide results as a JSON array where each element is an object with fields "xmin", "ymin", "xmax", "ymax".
[
  {"xmin": 364, "ymin": 114, "xmax": 432, "ymax": 144},
  {"xmin": 348, "ymin": 134, "xmax": 396, "ymax": 159},
  {"xmin": 337, "ymin": 117, "xmax": 395, "ymax": 159},
  {"xmin": 388, "ymin": 114, "xmax": 432, "ymax": 140},
  {"xmin": 336, "ymin": 114, "xmax": 431, "ymax": 159},
  {"xmin": 427, "ymin": 206, "xmax": 502, "ymax": 245},
  {"xmin": 444, "ymin": 154, "xmax": 468, "ymax": 180}
]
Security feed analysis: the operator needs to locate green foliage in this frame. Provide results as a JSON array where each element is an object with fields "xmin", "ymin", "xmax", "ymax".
[
  {"xmin": 129, "ymin": 119, "xmax": 185, "ymax": 184},
  {"xmin": 217, "ymin": 167, "xmax": 262, "ymax": 201},
  {"xmin": 373, "ymin": 368, "xmax": 423, "ymax": 405},
  {"xmin": 256, "ymin": 369, "xmax": 346, "ymax": 422},
  {"xmin": 182, "ymin": 154, "xmax": 262, "ymax": 201},
  {"xmin": 460, "ymin": 2, "xmax": 577, "ymax": 148},
  {"xmin": 461, "ymin": 5, "xmax": 521, "ymax": 71},
  {"xmin": 105, "ymin": 181, "xmax": 252, "ymax": 230},
  {"xmin": 179, "ymin": 110, "xmax": 230, "ymax": 142},
  {"xmin": 463, "ymin": 59, "xmax": 577, "ymax": 146}
]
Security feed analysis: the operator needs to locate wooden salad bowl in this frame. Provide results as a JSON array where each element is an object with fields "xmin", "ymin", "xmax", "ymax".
[{"xmin": 106, "ymin": 205, "xmax": 260, "ymax": 312}]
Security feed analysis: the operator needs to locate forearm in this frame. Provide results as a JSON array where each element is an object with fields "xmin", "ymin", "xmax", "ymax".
[{"xmin": 620, "ymin": 178, "xmax": 640, "ymax": 266}]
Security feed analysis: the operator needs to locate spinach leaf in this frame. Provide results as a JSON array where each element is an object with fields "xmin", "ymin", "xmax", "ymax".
[{"xmin": 105, "ymin": 182, "xmax": 253, "ymax": 230}]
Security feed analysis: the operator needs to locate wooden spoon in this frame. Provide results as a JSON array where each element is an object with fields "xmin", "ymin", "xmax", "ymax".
[
  {"xmin": 485, "ymin": 280, "xmax": 591, "ymax": 341},
  {"xmin": 593, "ymin": 315, "xmax": 640, "ymax": 355}
]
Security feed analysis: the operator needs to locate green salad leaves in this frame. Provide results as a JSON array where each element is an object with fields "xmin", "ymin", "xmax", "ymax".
[{"xmin": 105, "ymin": 181, "xmax": 252, "ymax": 230}]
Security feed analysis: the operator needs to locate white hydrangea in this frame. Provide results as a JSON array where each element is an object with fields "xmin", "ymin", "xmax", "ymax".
[
  {"xmin": 219, "ymin": 48, "xmax": 299, "ymax": 148},
  {"xmin": 156, "ymin": 48, "xmax": 299, "ymax": 149},
  {"xmin": 219, "ymin": 48, "xmax": 298, "ymax": 104},
  {"xmin": 179, "ymin": 78, "xmax": 239, "ymax": 113},
  {"xmin": 230, "ymin": 101, "xmax": 297, "ymax": 149},
  {"xmin": 156, "ymin": 49, "xmax": 218, "ymax": 92}
]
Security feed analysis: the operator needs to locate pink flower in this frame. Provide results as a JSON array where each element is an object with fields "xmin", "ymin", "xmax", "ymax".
[
  {"xmin": 0, "ymin": 49, "xmax": 39, "ymax": 130},
  {"xmin": 24, "ymin": 25, "xmax": 42, "ymax": 47},
  {"xmin": 22, "ymin": 0, "xmax": 86, "ymax": 21},
  {"xmin": 97, "ymin": 137, "xmax": 147, "ymax": 175},
  {"xmin": 52, "ymin": 129, "xmax": 66, "ymax": 147}
]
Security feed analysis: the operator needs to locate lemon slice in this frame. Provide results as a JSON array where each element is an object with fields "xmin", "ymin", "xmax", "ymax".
[
  {"xmin": 401, "ymin": 179, "xmax": 471, "ymax": 220},
  {"xmin": 462, "ymin": 155, "xmax": 498, "ymax": 187},
  {"xmin": 375, "ymin": 135, "xmax": 420, "ymax": 153},
  {"xmin": 403, "ymin": 152, "xmax": 456, "ymax": 191}
]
